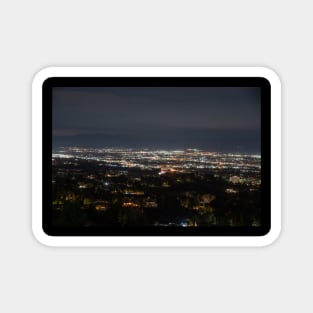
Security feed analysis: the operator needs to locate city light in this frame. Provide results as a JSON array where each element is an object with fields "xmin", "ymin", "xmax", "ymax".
[{"xmin": 51, "ymin": 147, "xmax": 261, "ymax": 228}]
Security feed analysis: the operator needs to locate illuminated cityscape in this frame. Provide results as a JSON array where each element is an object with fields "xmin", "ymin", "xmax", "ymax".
[
  {"xmin": 52, "ymin": 147, "xmax": 261, "ymax": 228},
  {"xmin": 51, "ymin": 85, "xmax": 262, "ymax": 229}
]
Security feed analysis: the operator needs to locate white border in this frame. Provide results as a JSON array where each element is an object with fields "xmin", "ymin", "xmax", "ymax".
[{"xmin": 32, "ymin": 67, "xmax": 281, "ymax": 247}]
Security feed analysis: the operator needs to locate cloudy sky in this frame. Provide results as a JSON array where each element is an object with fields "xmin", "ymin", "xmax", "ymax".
[{"xmin": 52, "ymin": 86, "xmax": 261, "ymax": 153}]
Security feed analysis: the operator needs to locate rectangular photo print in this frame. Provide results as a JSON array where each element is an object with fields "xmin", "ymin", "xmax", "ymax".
[{"xmin": 32, "ymin": 67, "xmax": 281, "ymax": 246}]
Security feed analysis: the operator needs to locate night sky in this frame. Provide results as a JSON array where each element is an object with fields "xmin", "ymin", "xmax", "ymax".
[{"xmin": 52, "ymin": 87, "xmax": 261, "ymax": 153}]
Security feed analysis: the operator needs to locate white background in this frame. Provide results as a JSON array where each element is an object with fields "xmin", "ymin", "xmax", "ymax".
[{"xmin": 0, "ymin": 1, "xmax": 311, "ymax": 312}]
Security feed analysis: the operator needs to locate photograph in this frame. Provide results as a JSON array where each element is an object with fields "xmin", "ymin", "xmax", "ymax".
[{"xmin": 50, "ymin": 84, "xmax": 263, "ymax": 232}]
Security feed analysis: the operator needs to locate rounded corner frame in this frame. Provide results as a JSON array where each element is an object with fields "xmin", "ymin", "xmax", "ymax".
[{"xmin": 32, "ymin": 66, "xmax": 281, "ymax": 247}]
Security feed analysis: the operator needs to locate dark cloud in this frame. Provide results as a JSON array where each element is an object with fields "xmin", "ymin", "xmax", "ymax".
[{"xmin": 53, "ymin": 86, "xmax": 261, "ymax": 152}]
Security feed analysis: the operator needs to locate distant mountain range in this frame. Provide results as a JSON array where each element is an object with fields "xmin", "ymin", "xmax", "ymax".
[{"xmin": 53, "ymin": 129, "xmax": 260, "ymax": 153}]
